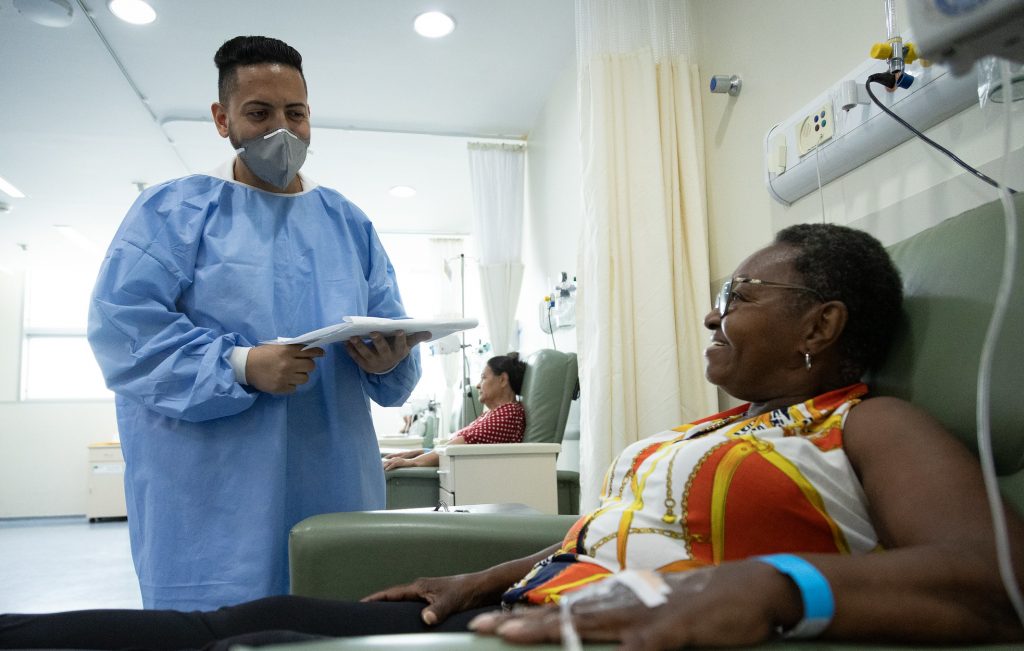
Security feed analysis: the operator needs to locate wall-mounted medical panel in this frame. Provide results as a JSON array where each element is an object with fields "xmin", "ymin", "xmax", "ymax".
[{"xmin": 764, "ymin": 52, "xmax": 978, "ymax": 206}]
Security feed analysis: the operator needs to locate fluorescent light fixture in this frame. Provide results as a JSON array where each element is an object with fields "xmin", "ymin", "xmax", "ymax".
[
  {"xmin": 388, "ymin": 185, "xmax": 417, "ymax": 198},
  {"xmin": 13, "ymin": 0, "xmax": 74, "ymax": 28},
  {"xmin": 107, "ymin": 0, "xmax": 156, "ymax": 25},
  {"xmin": 53, "ymin": 224, "xmax": 99, "ymax": 253},
  {"xmin": 0, "ymin": 175, "xmax": 26, "ymax": 198},
  {"xmin": 413, "ymin": 11, "xmax": 455, "ymax": 38}
]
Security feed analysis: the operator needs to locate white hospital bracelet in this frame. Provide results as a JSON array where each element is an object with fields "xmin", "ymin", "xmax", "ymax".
[{"xmin": 753, "ymin": 554, "xmax": 835, "ymax": 639}]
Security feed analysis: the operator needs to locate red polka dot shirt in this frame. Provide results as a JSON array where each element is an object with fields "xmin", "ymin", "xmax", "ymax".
[{"xmin": 459, "ymin": 401, "xmax": 526, "ymax": 444}]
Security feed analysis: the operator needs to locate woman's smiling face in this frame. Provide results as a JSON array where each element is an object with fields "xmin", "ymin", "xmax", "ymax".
[{"xmin": 703, "ymin": 243, "xmax": 815, "ymax": 403}]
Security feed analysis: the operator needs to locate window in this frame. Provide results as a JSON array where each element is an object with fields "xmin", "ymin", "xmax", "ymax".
[
  {"xmin": 21, "ymin": 264, "xmax": 112, "ymax": 400},
  {"xmin": 374, "ymin": 234, "xmax": 488, "ymax": 434}
]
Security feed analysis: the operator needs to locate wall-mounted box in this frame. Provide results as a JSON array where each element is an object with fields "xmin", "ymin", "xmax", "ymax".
[{"xmin": 764, "ymin": 46, "xmax": 978, "ymax": 206}]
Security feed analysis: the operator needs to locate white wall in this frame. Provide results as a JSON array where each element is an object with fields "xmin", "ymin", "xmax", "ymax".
[
  {"xmin": 693, "ymin": 0, "xmax": 1023, "ymax": 283},
  {"xmin": 520, "ymin": 59, "xmax": 582, "ymax": 358},
  {"xmin": 0, "ymin": 272, "xmax": 118, "ymax": 518},
  {"xmin": 520, "ymin": 58, "xmax": 583, "ymax": 471}
]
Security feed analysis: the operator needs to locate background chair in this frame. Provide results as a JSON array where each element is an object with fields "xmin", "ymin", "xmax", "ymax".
[{"xmin": 385, "ymin": 349, "xmax": 579, "ymax": 512}]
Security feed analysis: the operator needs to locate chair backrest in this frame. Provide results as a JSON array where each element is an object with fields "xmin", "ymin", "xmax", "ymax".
[
  {"xmin": 519, "ymin": 349, "xmax": 579, "ymax": 444},
  {"xmin": 869, "ymin": 194, "xmax": 1024, "ymax": 509}
]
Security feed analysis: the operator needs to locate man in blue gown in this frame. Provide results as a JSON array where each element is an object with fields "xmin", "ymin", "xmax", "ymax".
[{"xmin": 87, "ymin": 36, "xmax": 425, "ymax": 610}]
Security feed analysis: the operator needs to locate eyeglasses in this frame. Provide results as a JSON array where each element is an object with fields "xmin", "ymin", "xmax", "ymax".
[{"xmin": 715, "ymin": 276, "xmax": 824, "ymax": 316}]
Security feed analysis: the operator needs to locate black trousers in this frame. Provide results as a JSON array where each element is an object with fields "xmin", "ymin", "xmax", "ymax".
[{"xmin": 0, "ymin": 595, "xmax": 499, "ymax": 650}]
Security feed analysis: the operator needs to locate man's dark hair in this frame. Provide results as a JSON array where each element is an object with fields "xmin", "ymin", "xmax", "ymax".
[
  {"xmin": 214, "ymin": 36, "xmax": 305, "ymax": 104},
  {"xmin": 487, "ymin": 352, "xmax": 529, "ymax": 396},
  {"xmin": 775, "ymin": 223, "xmax": 903, "ymax": 382}
]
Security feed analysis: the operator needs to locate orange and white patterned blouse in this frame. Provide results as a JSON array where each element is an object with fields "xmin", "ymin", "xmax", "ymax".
[{"xmin": 503, "ymin": 384, "xmax": 879, "ymax": 605}]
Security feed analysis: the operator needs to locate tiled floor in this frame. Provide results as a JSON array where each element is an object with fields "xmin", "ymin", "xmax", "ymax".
[{"xmin": 0, "ymin": 517, "xmax": 142, "ymax": 613}]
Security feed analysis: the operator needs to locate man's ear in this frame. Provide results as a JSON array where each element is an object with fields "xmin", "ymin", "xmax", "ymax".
[
  {"xmin": 805, "ymin": 300, "xmax": 848, "ymax": 355},
  {"xmin": 211, "ymin": 102, "xmax": 229, "ymax": 138}
]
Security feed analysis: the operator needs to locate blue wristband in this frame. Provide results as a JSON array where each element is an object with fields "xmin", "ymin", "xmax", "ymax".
[{"xmin": 753, "ymin": 554, "xmax": 834, "ymax": 639}]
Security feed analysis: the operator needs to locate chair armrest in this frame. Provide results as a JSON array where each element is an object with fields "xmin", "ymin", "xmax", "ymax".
[
  {"xmin": 289, "ymin": 511, "xmax": 578, "ymax": 601},
  {"xmin": 439, "ymin": 442, "xmax": 561, "ymax": 456}
]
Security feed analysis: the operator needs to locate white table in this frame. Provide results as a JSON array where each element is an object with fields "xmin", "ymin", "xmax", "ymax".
[{"xmin": 437, "ymin": 443, "xmax": 561, "ymax": 514}]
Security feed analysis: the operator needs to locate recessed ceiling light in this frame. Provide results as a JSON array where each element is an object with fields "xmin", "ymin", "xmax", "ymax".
[
  {"xmin": 389, "ymin": 185, "xmax": 417, "ymax": 198},
  {"xmin": 108, "ymin": 0, "xmax": 156, "ymax": 25},
  {"xmin": 0, "ymin": 175, "xmax": 26, "ymax": 199},
  {"xmin": 13, "ymin": 0, "xmax": 74, "ymax": 28},
  {"xmin": 413, "ymin": 11, "xmax": 455, "ymax": 38}
]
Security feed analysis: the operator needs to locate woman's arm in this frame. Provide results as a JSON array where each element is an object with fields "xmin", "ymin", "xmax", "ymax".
[
  {"xmin": 817, "ymin": 396, "xmax": 1024, "ymax": 642},
  {"xmin": 382, "ymin": 436, "xmax": 468, "ymax": 470},
  {"xmin": 363, "ymin": 542, "xmax": 563, "ymax": 625}
]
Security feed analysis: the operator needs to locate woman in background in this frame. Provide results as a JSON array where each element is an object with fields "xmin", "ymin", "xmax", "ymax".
[{"xmin": 383, "ymin": 352, "xmax": 528, "ymax": 470}]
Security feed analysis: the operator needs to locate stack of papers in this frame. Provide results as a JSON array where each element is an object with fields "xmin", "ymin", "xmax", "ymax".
[{"xmin": 263, "ymin": 316, "xmax": 478, "ymax": 349}]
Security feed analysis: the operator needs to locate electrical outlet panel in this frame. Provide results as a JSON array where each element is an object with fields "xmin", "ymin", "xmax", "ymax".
[
  {"xmin": 763, "ymin": 31, "xmax": 978, "ymax": 206},
  {"xmin": 796, "ymin": 104, "xmax": 834, "ymax": 155}
]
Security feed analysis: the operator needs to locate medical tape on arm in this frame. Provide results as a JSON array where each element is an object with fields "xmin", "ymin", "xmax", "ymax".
[{"xmin": 559, "ymin": 569, "xmax": 670, "ymax": 651}]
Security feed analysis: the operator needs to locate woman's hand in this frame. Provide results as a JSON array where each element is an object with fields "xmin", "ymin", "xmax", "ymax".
[
  {"xmin": 469, "ymin": 562, "xmax": 798, "ymax": 650},
  {"xmin": 383, "ymin": 450, "xmax": 438, "ymax": 470},
  {"xmin": 384, "ymin": 449, "xmax": 425, "ymax": 460},
  {"xmin": 362, "ymin": 543, "xmax": 564, "ymax": 627},
  {"xmin": 382, "ymin": 456, "xmax": 416, "ymax": 470},
  {"xmin": 362, "ymin": 572, "xmax": 500, "ymax": 626}
]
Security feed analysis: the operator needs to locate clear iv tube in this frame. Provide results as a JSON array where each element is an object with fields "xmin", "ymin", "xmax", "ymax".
[{"xmin": 883, "ymin": 0, "xmax": 898, "ymax": 42}]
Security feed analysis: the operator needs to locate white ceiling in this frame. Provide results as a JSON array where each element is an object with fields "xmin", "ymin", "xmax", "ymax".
[{"xmin": 0, "ymin": 0, "xmax": 576, "ymax": 269}]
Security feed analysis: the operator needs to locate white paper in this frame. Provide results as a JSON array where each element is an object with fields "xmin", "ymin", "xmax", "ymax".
[{"xmin": 261, "ymin": 316, "xmax": 478, "ymax": 349}]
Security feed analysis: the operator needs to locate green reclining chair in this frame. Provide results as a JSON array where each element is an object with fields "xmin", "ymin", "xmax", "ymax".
[
  {"xmin": 288, "ymin": 195, "xmax": 1024, "ymax": 650},
  {"xmin": 385, "ymin": 349, "xmax": 580, "ymax": 513}
]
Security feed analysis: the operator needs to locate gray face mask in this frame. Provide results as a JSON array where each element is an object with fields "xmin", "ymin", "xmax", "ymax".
[{"xmin": 235, "ymin": 128, "xmax": 308, "ymax": 189}]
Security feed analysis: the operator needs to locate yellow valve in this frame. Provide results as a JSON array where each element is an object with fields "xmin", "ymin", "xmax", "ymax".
[
  {"xmin": 904, "ymin": 42, "xmax": 919, "ymax": 65},
  {"xmin": 870, "ymin": 42, "xmax": 893, "ymax": 59}
]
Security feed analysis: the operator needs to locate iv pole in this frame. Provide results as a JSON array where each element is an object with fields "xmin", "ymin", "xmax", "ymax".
[
  {"xmin": 442, "ymin": 253, "xmax": 470, "ymax": 433},
  {"xmin": 459, "ymin": 253, "xmax": 468, "ymax": 430}
]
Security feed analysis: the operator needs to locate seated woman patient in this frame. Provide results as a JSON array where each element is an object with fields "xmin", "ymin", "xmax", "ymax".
[
  {"xmin": 383, "ymin": 352, "xmax": 528, "ymax": 470},
  {"xmin": 3, "ymin": 224, "xmax": 1022, "ymax": 650}
]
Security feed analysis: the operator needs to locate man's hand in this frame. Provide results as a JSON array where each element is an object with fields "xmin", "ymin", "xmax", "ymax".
[
  {"xmin": 345, "ymin": 330, "xmax": 431, "ymax": 374},
  {"xmin": 246, "ymin": 344, "xmax": 325, "ymax": 394}
]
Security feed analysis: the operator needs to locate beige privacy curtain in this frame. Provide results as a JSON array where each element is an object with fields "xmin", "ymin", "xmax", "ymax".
[
  {"xmin": 468, "ymin": 143, "xmax": 526, "ymax": 355},
  {"xmin": 576, "ymin": 0, "xmax": 716, "ymax": 510}
]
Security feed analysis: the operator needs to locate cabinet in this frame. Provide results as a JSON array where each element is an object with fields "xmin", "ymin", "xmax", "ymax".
[
  {"xmin": 86, "ymin": 442, "xmax": 127, "ymax": 521},
  {"xmin": 437, "ymin": 443, "xmax": 560, "ymax": 514}
]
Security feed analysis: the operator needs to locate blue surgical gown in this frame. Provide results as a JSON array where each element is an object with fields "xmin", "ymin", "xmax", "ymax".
[{"xmin": 87, "ymin": 173, "xmax": 421, "ymax": 610}]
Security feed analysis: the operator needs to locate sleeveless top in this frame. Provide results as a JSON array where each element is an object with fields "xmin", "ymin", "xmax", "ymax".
[{"xmin": 503, "ymin": 384, "xmax": 880, "ymax": 606}]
